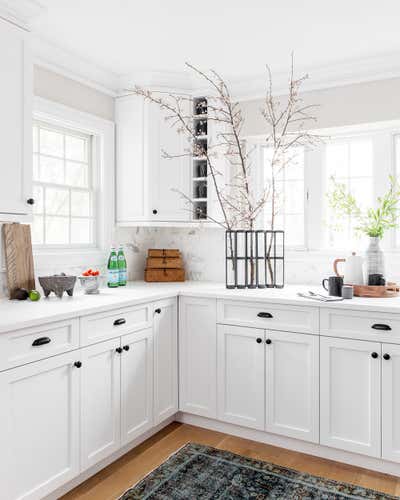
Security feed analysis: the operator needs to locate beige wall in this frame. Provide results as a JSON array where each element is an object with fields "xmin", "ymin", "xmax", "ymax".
[
  {"xmin": 34, "ymin": 66, "xmax": 115, "ymax": 121},
  {"xmin": 241, "ymin": 77, "xmax": 400, "ymax": 137}
]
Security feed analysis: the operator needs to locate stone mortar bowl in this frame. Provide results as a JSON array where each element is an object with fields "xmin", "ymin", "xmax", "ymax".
[{"xmin": 38, "ymin": 274, "xmax": 77, "ymax": 298}]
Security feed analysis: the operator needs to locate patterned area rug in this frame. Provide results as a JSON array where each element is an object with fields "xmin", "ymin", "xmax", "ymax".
[{"xmin": 119, "ymin": 443, "xmax": 398, "ymax": 499}]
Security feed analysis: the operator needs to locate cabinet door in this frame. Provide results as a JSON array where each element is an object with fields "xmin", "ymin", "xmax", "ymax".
[
  {"xmin": 320, "ymin": 336, "xmax": 381, "ymax": 457},
  {"xmin": 382, "ymin": 343, "xmax": 400, "ymax": 463},
  {"xmin": 265, "ymin": 331, "xmax": 319, "ymax": 443},
  {"xmin": 153, "ymin": 298, "xmax": 178, "ymax": 424},
  {"xmin": 217, "ymin": 324, "xmax": 265, "ymax": 430},
  {"xmin": 116, "ymin": 95, "xmax": 149, "ymax": 223},
  {"xmin": 121, "ymin": 328, "xmax": 153, "ymax": 446},
  {"xmin": 179, "ymin": 296, "xmax": 217, "ymax": 418},
  {"xmin": 148, "ymin": 100, "xmax": 191, "ymax": 221},
  {"xmin": 0, "ymin": 18, "xmax": 32, "ymax": 218},
  {"xmin": 0, "ymin": 351, "xmax": 80, "ymax": 500},
  {"xmin": 81, "ymin": 338, "xmax": 121, "ymax": 470}
]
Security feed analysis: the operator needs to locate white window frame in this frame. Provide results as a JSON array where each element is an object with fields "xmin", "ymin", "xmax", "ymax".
[
  {"xmin": 33, "ymin": 97, "xmax": 114, "ymax": 268},
  {"xmin": 246, "ymin": 119, "xmax": 400, "ymax": 255}
]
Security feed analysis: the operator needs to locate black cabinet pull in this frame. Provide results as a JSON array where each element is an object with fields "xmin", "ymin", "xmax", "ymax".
[
  {"xmin": 113, "ymin": 318, "xmax": 126, "ymax": 326},
  {"xmin": 371, "ymin": 352, "xmax": 379, "ymax": 359},
  {"xmin": 383, "ymin": 353, "xmax": 391, "ymax": 360},
  {"xmin": 266, "ymin": 339, "xmax": 272, "ymax": 345},
  {"xmin": 371, "ymin": 323, "xmax": 391, "ymax": 331},
  {"xmin": 32, "ymin": 337, "xmax": 51, "ymax": 347},
  {"xmin": 74, "ymin": 361, "xmax": 82, "ymax": 368},
  {"xmin": 256, "ymin": 338, "xmax": 262, "ymax": 344},
  {"xmin": 116, "ymin": 347, "xmax": 123, "ymax": 354},
  {"xmin": 152, "ymin": 209, "xmax": 158, "ymax": 215},
  {"xmin": 257, "ymin": 312, "xmax": 273, "ymax": 319},
  {"xmin": 155, "ymin": 308, "xmax": 161, "ymax": 314},
  {"xmin": 123, "ymin": 345, "xmax": 130, "ymax": 351},
  {"xmin": 26, "ymin": 198, "xmax": 35, "ymax": 205}
]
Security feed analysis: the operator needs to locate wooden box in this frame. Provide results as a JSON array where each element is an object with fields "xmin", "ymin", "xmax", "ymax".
[
  {"xmin": 145, "ymin": 268, "xmax": 185, "ymax": 282},
  {"xmin": 146, "ymin": 257, "xmax": 183, "ymax": 269},
  {"xmin": 148, "ymin": 249, "xmax": 180, "ymax": 258},
  {"xmin": 145, "ymin": 248, "xmax": 185, "ymax": 282}
]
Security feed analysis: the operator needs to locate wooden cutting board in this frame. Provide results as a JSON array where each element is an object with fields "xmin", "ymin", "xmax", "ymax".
[{"xmin": 2, "ymin": 223, "xmax": 35, "ymax": 299}]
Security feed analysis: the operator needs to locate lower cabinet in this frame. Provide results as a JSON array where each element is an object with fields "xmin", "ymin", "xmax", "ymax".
[
  {"xmin": 0, "ymin": 351, "xmax": 80, "ymax": 500},
  {"xmin": 81, "ymin": 338, "xmax": 121, "ymax": 470},
  {"xmin": 382, "ymin": 343, "xmax": 400, "ymax": 463},
  {"xmin": 320, "ymin": 336, "xmax": 381, "ymax": 457},
  {"xmin": 121, "ymin": 327, "xmax": 154, "ymax": 446},
  {"xmin": 265, "ymin": 331, "xmax": 319, "ymax": 443},
  {"xmin": 153, "ymin": 298, "xmax": 178, "ymax": 424},
  {"xmin": 217, "ymin": 325, "xmax": 265, "ymax": 430}
]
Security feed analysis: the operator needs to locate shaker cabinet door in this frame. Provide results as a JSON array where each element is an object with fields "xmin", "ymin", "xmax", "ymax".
[
  {"xmin": 320, "ymin": 336, "xmax": 381, "ymax": 457},
  {"xmin": 217, "ymin": 324, "xmax": 265, "ymax": 430},
  {"xmin": 0, "ymin": 351, "xmax": 80, "ymax": 500},
  {"xmin": 382, "ymin": 343, "xmax": 400, "ymax": 463},
  {"xmin": 265, "ymin": 331, "xmax": 319, "ymax": 443}
]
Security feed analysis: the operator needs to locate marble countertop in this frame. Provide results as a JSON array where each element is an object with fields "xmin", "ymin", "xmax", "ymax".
[{"xmin": 2, "ymin": 281, "xmax": 400, "ymax": 333}]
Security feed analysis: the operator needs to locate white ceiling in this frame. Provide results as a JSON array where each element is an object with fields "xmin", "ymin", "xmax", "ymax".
[{"xmin": 28, "ymin": 0, "xmax": 400, "ymax": 95}]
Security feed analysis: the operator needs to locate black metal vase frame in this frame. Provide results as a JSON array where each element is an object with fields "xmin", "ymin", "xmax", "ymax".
[{"xmin": 225, "ymin": 230, "xmax": 284, "ymax": 289}]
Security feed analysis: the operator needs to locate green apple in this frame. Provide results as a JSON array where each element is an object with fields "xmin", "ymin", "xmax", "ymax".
[{"xmin": 29, "ymin": 290, "xmax": 41, "ymax": 301}]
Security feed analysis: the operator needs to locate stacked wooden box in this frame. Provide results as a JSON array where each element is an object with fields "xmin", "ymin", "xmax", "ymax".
[{"xmin": 144, "ymin": 249, "xmax": 185, "ymax": 282}]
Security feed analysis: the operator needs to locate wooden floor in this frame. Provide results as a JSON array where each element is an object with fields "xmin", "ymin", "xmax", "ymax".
[{"xmin": 62, "ymin": 422, "xmax": 400, "ymax": 499}]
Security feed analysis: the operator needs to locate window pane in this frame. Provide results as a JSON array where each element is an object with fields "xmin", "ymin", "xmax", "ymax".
[
  {"xmin": 285, "ymin": 180, "xmax": 304, "ymax": 213},
  {"xmin": 33, "ymin": 154, "xmax": 39, "ymax": 180},
  {"xmin": 71, "ymin": 218, "xmax": 93, "ymax": 244},
  {"xmin": 45, "ymin": 216, "xmax": 69, "ymax": 244},
  {"xmin": 71, "ymin": 191, "xmax": 91, "ymax": 217},
  {"xmin": 350, "ymin": 140, "xmax": 373, "ymax": 177},
  {"xmin": 66, "ymin": 161, "xmax": 88, "ymax": 187},
  {"xmin": 33, "ymin": 185, "xmax": 43, "ymax": 214},
  {"xmin": 45, "ymin": 187, "xmax": 69, "ymax": 216},
  {"xmin": 33, "ymin": 126, "xmax": 38, "ymax": 153},
  {"xmin": 326, "ymin": 142, "xmax": 348, "ymax": 179},
  {"xmin": 31, "ymin": 215, "xmax": 44, "ymax": 245},
  {"xmin": 40, "ymin": 156, "xmax": 64, "ymax": 184},
  {"xmin": 66, "ymin": 135, "xmax": 87, "ymax": 162},
  {"xmin": 285, "ymin": 214, "xmax": 304, "ymax": 247},
  {"xmin": 40, "ymin": 128, "xmax": 64, "ymax": 157}
]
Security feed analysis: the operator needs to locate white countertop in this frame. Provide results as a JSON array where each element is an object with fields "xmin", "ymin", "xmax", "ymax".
[{"xmin": 2, "ymin": 281, "xmax": 400, "ymax": 333}]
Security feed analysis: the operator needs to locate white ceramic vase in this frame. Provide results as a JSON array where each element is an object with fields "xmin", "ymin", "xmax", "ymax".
[{"xmin": 365, "ymin": 236, "xmax": 385, "ymax": 277}]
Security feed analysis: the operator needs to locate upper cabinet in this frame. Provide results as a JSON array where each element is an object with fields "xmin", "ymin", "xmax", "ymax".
[
  {"xmin": 116, "ymin": 94, "xmax": 191, "ymax": 225},
  {"xmin": 0, "ymin": 17, "xmax": 32, "ymax": 220}
]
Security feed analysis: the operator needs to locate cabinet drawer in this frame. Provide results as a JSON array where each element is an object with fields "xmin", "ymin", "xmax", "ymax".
[
  {"xmin": 81, "ymin": 303, "xmax": 152, "ymax": 346},
  {"xmin": 320, "ymin": 308, "xmax": 400, "ymax": 342},
  {"xmin": 217, "ymin": 300, "xmax": 319, "ymax": 334},
  {"xmin": 0, "ymin": 319, "xmax": 79, "ymax": 371}
]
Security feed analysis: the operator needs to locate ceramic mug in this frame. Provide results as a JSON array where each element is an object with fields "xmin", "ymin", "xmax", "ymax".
[{"xmin": 322, "ymin": 276, "xmax": 344, "ymax": 297}]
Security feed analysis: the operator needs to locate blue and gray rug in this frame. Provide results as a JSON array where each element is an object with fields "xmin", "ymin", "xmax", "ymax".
[{"xmin": 120, "ymin": 443, "xmax": 398, "ymax": 499}]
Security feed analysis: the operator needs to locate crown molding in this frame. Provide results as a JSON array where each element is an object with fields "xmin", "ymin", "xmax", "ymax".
[{"xmin": 0, "ymin": 0, "xmax": 44, "ymax": 30}]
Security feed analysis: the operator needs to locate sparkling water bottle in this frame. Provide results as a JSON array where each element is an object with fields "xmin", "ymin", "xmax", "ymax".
[
  {"xmin": 118, "ymin": 245, "xmax": 127, "ymax": 286},
  {"xmin": 107, "ymin": 247, "xmax": 119, "ymax": 288}
]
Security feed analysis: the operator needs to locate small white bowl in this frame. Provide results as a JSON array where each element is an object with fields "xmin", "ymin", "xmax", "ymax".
[{"xmin": 79, "ymin": 275, "xmax": 101, "ymax": 294}]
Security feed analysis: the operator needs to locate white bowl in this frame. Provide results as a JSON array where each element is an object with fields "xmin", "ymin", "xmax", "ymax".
[{"xmin": 79, "ymin": 275, "xmax": 101, "ymax": 294}]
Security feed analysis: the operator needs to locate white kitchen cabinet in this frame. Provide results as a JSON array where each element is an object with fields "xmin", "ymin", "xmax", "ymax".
[
  {"xmin": 0, "ymin": 351, "xmax": 80, "ymax": 500},
  {"xmin": 382, "ymin": 343, "xmax": 400, "ymax": 463},
  {"xmin": 217, "ymin": 324, "xmax": 265, "ymax": 430},
  {"xmin": 81, "ymin": 338, "xmax": 121, "ymax": 470},
  {"xmin": 179, "ymin": 296, "xmax": 217, "ymax": 418},
  {"xmin": 265, "ymin": 331, "xmax": 319, "ymax": 443},
  {"xmin": 153, "ymin": 298, "xmax": 178, "ymax": 424},
  {"xmin": 121, "ymin": 327, "xmax": 153, "ymax": 446},
  {"xmin": 320, "ymin": 336, "xmax": 381, "ymax": 457},
  {"xmin": 116, "ymin": 94, "xmax": 190, "ymax": 225},
  {"xmin": 0, "ymin": 17, "xmax": 32, "ymax": 219}
]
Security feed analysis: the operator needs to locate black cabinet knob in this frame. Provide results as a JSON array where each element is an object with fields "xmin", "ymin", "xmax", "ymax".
[
  {"xmin": 155, "ymin": 308, "xmax": 161, "ymax": 314},
  {"xmin": 383, "ymin": 353, "xmax": 391, "ymax": 360},
  {"xmin": 152, "ymin": 209, "xmax": 158, "ymax": 215},
  {"xmin": 26, "ymin": 198, "xmax": 35, "ymax": 205},
  {"xmin": 74, "ymin": 361, "xmax": 82, "ymax": 368},
  {"xmin": 123, "ymin": 345, "xmax": 130, "ymax": 351},
  {"xmin": 266, "ymin": 339, "xmax": 272, "ymax": 345},
  {"xmin": 116, "ymin": 347, "xmax": 123, "ymax": 354},
  {"xmin": 256, "ymin": 338, "xmax": 262, "ymax": 344},
  {"xmin": 371, "ymin": 352, "xmax": 379, "ymax": 359},
  {"xmin": 371, "ymin": 323, "xmax": 391, "ymax": 331},
  {"xmin": 257, "ymin": 312, "xmax": 273, "ymax": 319}
]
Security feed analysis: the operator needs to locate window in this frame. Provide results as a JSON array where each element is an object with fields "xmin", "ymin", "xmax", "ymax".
[
  {"xmin": 262, "ymin": 146, "xmax": 305, "ymax": 247},
  {"xmin": 32, "ymin": 121, "xmax": 96, "ymax": 247},
  {"xmin": 325, "ymin": 137, "xmax": 374, "ymax": 249}
]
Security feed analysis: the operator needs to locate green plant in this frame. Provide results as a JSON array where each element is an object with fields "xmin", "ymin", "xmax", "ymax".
[{"xmin": 327, "ymin": 175, "xmax": 400, "ymax": 238}]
